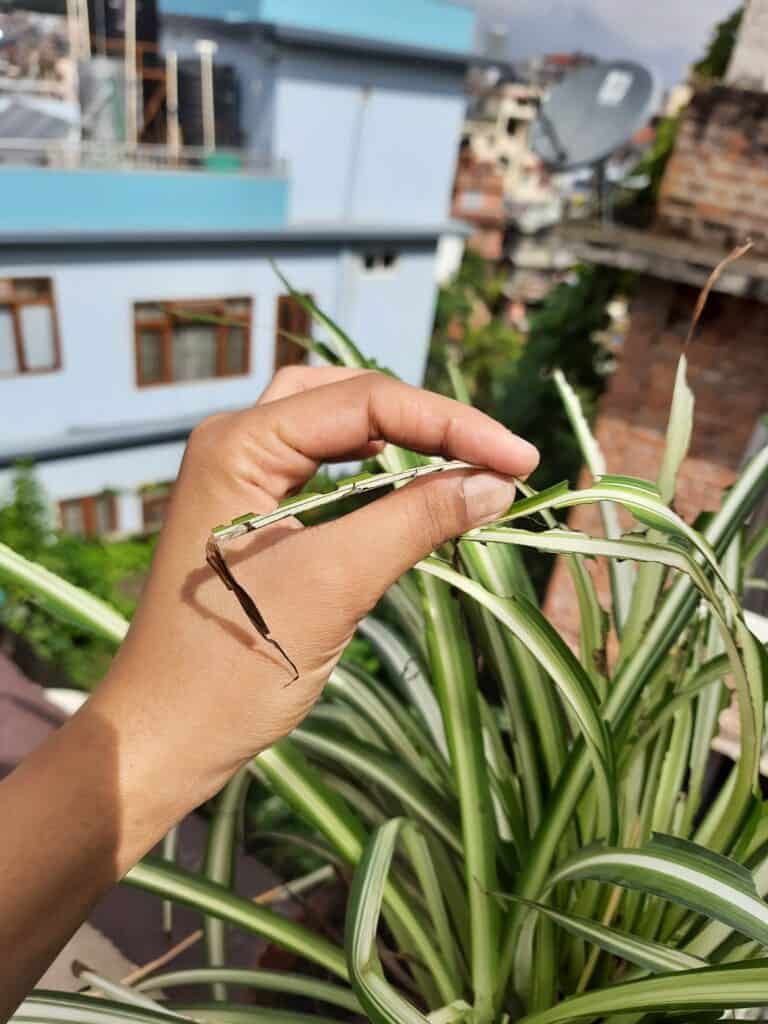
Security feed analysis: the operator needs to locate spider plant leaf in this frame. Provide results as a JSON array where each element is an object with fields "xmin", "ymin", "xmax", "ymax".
[
  {"xmin": 417, "ymin": 556, "xmax": 618, "ymax": 847},
  {"xmin": 124, "ymin": 854, "xmax": 348, "ymax": 979},
  {"xmin": 258, "ymin": 741, "xmax": 458, "ymax": 1004},
  {"xmin": 135, "ymin": 969, "xmax": 360, "ymax": 1012},
  {"xmin": 420, "ymin": 572, "xmax": 499, "ymax": 1021},
  {"xmin": 552, "ymin": 367, "xmax": 634, "ymax": 632},
  {"xmin": 357, "ymin": 616, "xmax": 449, "ymax": 760},
  {"xmin": 496, "ymin": 893, "xmax": 707, "ymax": 974},
  {"xmin": 202, "ymin": 765, "xmax": 251, "ymax": 1000},
  {"xmin": 516, "ymin": 960, "xmax": 768, "ymax": 1024},
  {"xmin": 0, "ymin": 540, "xmax": 128, "ymax": 644},
  {"xmin": 345, "ymin": 818, "xmax": 432, "ymax": 1024},
  {"xmin": 291, "ymin": 722, "xmax": 462, "ymax": 853},
  {"xmin": 550, "ymin": 834, "xmax": 768, "ymax": 948},
  {"xmin": 11, "ymin": 993, "xmax": 189, "ymax": 1024}
]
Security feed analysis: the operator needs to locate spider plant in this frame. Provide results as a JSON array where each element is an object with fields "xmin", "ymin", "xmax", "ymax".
[{"xmin": 2, "ymin": 275, "xmax": 768, "ymax": 1024}]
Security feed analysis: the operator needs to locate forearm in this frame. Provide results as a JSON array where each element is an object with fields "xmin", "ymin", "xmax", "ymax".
[{"xmin": 0, "ymin": 682, "xmax": 225, "ymax": 1019}]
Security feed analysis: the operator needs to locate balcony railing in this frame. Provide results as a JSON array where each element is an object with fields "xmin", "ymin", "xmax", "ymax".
[{"xmin": 0, "ymin": 137, "xmax": 286, "ymax": 177}]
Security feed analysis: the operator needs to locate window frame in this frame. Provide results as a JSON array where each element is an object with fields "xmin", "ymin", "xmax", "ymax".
[
  {"xmin": 141, "ymin": 486, "xmax": 173, "ymax": 532},
  {"xmin": 274, "ymin": 293, "xmax": 312, "ymax": 372},
  {"xmin": 59, "ymin": 492, "xmax": 118, "ymax": 538},
  {"xmin": 0, "ymin": 277, "xmax": 61, "ymax": 378},
  {"xmin": 134, "ymin": 296, "xmax": 252, "ymax": 388}
]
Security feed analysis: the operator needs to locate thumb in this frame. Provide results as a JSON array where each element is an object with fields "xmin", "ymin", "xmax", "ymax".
[{"xmin": 316, "ymin": 468, "xmax": 517, "ymax": 616}]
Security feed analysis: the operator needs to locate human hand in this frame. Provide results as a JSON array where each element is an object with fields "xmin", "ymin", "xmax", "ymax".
[{"xmin": 97, "ymin": 367, "xmax": 539, "ymax": 804}]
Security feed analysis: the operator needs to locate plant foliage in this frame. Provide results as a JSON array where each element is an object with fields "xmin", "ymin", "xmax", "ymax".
[{"xmin": 4, "ymin": 284, "xmax": 768, "ymax": 1024}]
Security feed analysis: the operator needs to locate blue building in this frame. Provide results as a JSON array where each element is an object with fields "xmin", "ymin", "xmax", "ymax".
[{"xmin": 0, "ymin": 0, "xmax": 473, "ymax": 535}]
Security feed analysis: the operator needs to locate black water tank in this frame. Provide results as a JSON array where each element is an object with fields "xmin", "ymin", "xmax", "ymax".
[
  {"xmin": 87, "ymin": 0, "xmax": 158, "ymax": 45},
  {"xmin": 177, "ymin": 60, "xmax": 242, "ymax": 148}
]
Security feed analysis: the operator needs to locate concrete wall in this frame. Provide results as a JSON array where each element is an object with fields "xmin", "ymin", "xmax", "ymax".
[
  {"xmin": 274, "ymin": 49, "xmax": 466, "ymax": 224},
  {"xmin": 0, "ymin": 240, "xmax": 439, "ymax": 510}
]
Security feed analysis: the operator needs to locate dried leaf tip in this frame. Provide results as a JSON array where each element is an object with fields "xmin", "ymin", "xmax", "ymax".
[{"xmin": 685, "ymin": 239, "xmax": 753, "ymax": 347}]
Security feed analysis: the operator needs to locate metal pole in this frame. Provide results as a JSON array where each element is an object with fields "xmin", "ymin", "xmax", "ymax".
[
  {"xmin": 166, "ymin": 49, "xmax": 180, "ymax": 163},
  {"xmin": 195, "ymin": 39, "xmax": 217, "ymax": 152},
  {"xmin": 124, "ymin": 0, "xmax": 137, "ymax": 148},
  {"xmin": 78, "ymin": 0, "xmax": 91, "ymax": 58}
]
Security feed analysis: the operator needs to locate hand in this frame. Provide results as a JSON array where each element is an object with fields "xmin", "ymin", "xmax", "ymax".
[
  {"xmin": 98, "ymin": 368, "xmax": 539, "ymax": 796},
  {"xmin": 0, "ymin": 368, "xmax": 538, "ymax": 1013}
]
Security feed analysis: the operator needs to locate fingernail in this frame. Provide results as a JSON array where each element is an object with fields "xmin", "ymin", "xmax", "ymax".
[{"xmin": 462, "ymin": 473, "xmax": 517, "ymax": 525}]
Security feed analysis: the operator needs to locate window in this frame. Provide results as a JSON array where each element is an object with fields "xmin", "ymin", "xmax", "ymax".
[
  {"xmin": 141, "ymin": 485, "xmax": 173, "ymax": 532},
  {"xmin": 59, "ymin": 492, "xmax": 117, "ymax": 537},
  {"xmin": 275, "ymin": 294, "xmax": 311, "ymax": 371},
  {"xmin": 360, "ymin": 251, "xmax": 399, "ymax": 273},
  {"xmin": 134, "ymin": 297, "xmax": 252, "ymax": 386},
  {"xmin": 0, "ymin": 277, "xmax": 60, "ymax": 377},
  {"xmin": 506, "ymin": 116, "xmax": 521, "ymax": 136}
]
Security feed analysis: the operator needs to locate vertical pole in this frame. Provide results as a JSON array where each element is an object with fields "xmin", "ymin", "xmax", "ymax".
[
  {"xmin": 166, "ymin": 49, "xmax": 181, "ymax": 163},
  {"xmin": 78, "ymin": 0, "xmax": 91, "ymax": 58},
  {"xmin": 195, "ymin": 39, "xmax": 218, "ymax": 153},
  {"xmin": 125, "ymin": 0, "xmax": 138, "ymax": 149}
]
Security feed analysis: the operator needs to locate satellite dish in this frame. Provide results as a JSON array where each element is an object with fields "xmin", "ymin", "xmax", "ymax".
[{"xmin": 530, "ymin": 60, "xmax": 658, "ymax": 171}]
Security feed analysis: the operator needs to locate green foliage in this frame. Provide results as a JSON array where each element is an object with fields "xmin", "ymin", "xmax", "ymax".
[
  {"xmin": 0, "ymin": 464, "xmax": 154, "ymax": 687},
  {"xmin": 7, "ymin": 289, "xmax": 768, "ymax": 1024},
  {"xmin": 693, "ymin": 6, "xmax": 744, "ymax": 81}
]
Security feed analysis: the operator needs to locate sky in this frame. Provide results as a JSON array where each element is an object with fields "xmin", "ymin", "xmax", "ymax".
[{"xmin": 473, "ymin": 0, "xmax": 741, "ymax": 85}]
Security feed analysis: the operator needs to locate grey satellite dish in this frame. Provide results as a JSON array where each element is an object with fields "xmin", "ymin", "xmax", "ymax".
[{"xmin": 530, "ymin": 60, "xmax": 658, "ymax": 171}]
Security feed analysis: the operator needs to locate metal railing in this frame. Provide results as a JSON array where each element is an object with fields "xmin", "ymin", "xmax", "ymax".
[{"xmin": 0, "ymin": 137, "xmax": 287, "ymax": 177}]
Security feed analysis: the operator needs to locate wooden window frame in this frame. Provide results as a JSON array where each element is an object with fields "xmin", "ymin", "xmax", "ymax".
[
  {"xmin": 134, "ymin": 296, "xmax": 252, "ymax": 388},
  {"xmin": 59, "ymin": 492, "xmax": 118, "ymax": 537},
  {"xmin": 0, "ymin": 277, "xmax": 61, "ymax": 378},
  {"xmin": 274, "ymin": 293, "xmax": 312, "ymax": 372},
  {"xmin": 141, "ymin": 487, "xmax": 172, "ymax": 532}
]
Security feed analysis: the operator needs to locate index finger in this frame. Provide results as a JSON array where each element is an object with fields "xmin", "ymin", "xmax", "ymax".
[{"xmin": 247, "ymin": 372, "xmax": 539, "ymax": 479}]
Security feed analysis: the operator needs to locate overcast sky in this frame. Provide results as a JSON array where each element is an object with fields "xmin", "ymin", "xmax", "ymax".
[{"xmin": 473, "ymin": 0, "xmax": 741, "ymax": 84}]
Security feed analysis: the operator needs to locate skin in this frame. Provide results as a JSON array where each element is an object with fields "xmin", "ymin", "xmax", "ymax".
[{"xmin": 0, "ymin": 367, "xmax": 538, "ymax": 1017}]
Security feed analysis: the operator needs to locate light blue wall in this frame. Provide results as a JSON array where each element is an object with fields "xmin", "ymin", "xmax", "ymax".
[
  {"xmin": 273, "ymin": 52, "xmax": 465, "ymax": 223},
  {"xmin": 0, "ymin": 167, "xmax": 288, "ymax": 233},
  {"xmin": 158, "ymin": 0, "xmax": 475, "ymax": 53},
  {"xmin": 0, "ymin": 245, "xmax": 437, "ymax": 458}
]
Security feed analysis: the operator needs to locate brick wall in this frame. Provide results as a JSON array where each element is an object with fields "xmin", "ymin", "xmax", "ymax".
[
  {"xmin": 657, "ymin": 85, "xmax": 768, "ymax": 256},
  {"xmin": 543, "ymin": 275, "xmax": 768, "ymax": 650}
]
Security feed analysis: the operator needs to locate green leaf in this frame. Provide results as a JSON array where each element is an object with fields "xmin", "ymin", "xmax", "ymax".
[
  {"xmin": 124, "ymin": 855, "xmax": 348, "ymax": 979},
  {"xmin": 550, "ymin": 835, "xmax": 768, "ymax": 948},
  {"xmin": 496, "ymin": 893, "xmax": 706, "ymax": 974},
  {"xmin": 420, "ymin": 573, "xmax": 499, "ymax": 1021},
  {"xmin": 136, "ymin": 969, "xmax": 360, "ymax": 1012},
  {"xmin": 517, "ymin": 960, "xmax": 768, "ymax": 1024},
  {"xmin": 418, "ymin": 557, "xmax": 618, "ymax": 846},
  {"xmin": 552, "ymin": 368, "xmax": 634, "ymax": 632},
  {"xmin": 345, "ymin": 819, "xmax": 431, "ymax": 1024},
  {"xmin": 202, "ymin": 765, "xmax": 251, "ymax": 1000},
  {"xmin": 0, "ymin": 540, "xmax": 128, "ymax": 643},
  {"xmin": 12, "ymin": 994, "xmax": 185, "ymax": 1024}
]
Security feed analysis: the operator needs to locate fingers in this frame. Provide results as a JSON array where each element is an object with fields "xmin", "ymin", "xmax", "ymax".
[
  {"xmin": 256, "ymin": 365, "xmax": 373, "ymax": 405},
  {"xmin": 239, "ymin": 372, "xmax": 539, "ymax": 496},
  {"xmin": 297, "ymin": 467, "xmax": 517, "ymax": 619}
]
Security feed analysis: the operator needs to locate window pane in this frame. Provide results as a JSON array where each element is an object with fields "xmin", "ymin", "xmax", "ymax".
[
  {"xmin": 13, "ymin": 278, "xmax": 50, "ymax": 301},
  {"xmin": 225, "ymin": 298, "xmax": 251, "ymax": 320},
  {"xmin": 139, "ymin": 330, "xmax": 163, "ymax": 383},
  {"xmin": 172, "ymin": 324, "xmax": 217, "ymax": 381},
  {"xmin": 0, "ymin": 307, "xmax": 17, "ymax": 374},
  {"xmin": 93, "ymin": 494, "xmax": 114, "ymax": 535},
  {"xmin": 61, "ymin": 501, "xmax": 85, "ymax": 535},
  {"xmin": 225, "ymin": 327, "xmax": 247, "ymax": 374},
  {"xmin": 20, "ymin": 305, "xmax": 56, "ymax": 369},
  {"xmin": 143, "ymin": 495, "xmax": 169, "ymax": 531}
]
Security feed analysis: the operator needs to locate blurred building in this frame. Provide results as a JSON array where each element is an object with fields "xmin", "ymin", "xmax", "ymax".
[
  {"xmin": 544, "ymin": 5, "xmax": 768, "ymax": 647},
  {"xmin": 0, "ymin": 0, "xmax": 474, "ymax": 536}
]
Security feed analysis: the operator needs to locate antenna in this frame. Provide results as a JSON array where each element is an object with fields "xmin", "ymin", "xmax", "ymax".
[{"xmin": 529, "ymin": 60, "xmax": 658, "ymax": 220}]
